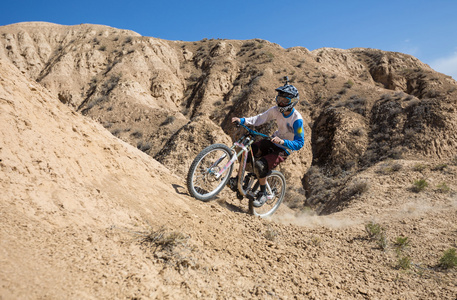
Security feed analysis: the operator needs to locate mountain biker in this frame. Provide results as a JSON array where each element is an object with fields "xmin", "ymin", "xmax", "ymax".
[{"xmin": 231, "ymin": 82, "xmax": 305, "ymax": 207}]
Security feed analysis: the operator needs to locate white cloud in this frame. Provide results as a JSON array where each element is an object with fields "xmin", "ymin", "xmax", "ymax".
[{"xmin": 430, "ymin": 52, "xmax": 457, "ymax": 80}]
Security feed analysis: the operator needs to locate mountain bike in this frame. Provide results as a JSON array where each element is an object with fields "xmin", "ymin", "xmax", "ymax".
[{"xmin": 186, "ymin": 123, "xmax": 286, "ymax": 218}]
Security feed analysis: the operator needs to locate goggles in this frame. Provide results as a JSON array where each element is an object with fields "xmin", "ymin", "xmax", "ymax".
[{"xmin": 276, "ymin": 95, "xmax": 291, "ymax": 107}]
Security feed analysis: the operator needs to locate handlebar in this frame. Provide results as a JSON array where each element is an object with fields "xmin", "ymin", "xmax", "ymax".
[{"xmin": 235, "ymin": 122, "xmax": 271, "ymax": 140}]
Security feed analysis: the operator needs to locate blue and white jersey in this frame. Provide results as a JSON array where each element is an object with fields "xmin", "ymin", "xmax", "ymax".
[{"xmin": 240, "ymin": 106, "xmax": 305, "ymax": 153}]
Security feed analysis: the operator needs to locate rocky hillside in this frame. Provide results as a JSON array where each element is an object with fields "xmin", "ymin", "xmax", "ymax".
[
  {"xmin": 2, "ymin": 22, "xmax": 457, "ymax": 214},
  {"xmin": 1, "ymin": 22, "xmax": 457, "ymax": 299}
]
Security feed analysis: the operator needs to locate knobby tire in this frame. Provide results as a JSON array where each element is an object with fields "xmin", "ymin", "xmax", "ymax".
[
  {"xmin": 186, "ymin": 144, "xmax": 234, "ymax": 201},
  {"xmin": 249, "ymin": 170, "xmax": 286, "ymax": 218}
]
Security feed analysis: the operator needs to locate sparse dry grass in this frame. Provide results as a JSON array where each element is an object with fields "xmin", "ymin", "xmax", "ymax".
[
  {"xmin": 412, "ymin": 163, "xmax": 427, "ymax": 172},
  {"xmin": 135, "ymin": 226, "xmax": 198, "ymax": 270},
  {"xmin": 377, "ymin": 161, "xmax": 403, "ymax": 175},
  {"xmin": 263, "ymin": 226, "xmax": 279, "ymax": 242},
  {"xmin": 346, "ymin": 179, "xmax": 369, "ymax": 198},
  {"xmin": 436, "ymin": 182, "xmax": 450, "ymax": 193},
  {"xmin": 137, "ymin": 141, "xmax": 152, "ymax": 152}
]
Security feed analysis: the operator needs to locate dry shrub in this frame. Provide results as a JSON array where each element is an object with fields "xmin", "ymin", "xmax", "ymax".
[
  {"xmin": 136, "ymin": 226, "xmax": 198, "ymax": 270},
  {"xmin": 412, "ymin": 179, "xmax": 428, "ymax": 193},
  {"xmin": 412, "ymin": 163, "xmax": 427, "ymax": 172},
  {"xmin": 263, "ymin": 225, "xmax": 279, "ymax": 242},
  {"xmin": 439, "ymin": 248, "xmax": 457, "ymax": 269},
  {"xmin": 377, "ymin": 161, "xmax": 403, "ymax": 175},
  {"xmin": 436, "ymin": 182, "xmax": 450, "ymax": 193},
  {"xmin": 397, "ymin": 256, "xmax": 412, "ymax": 270},
  {"xmin": 365, "ymin": 221, "xmax": 387, "ymax": 251},
  {"xmin": 345, "ymin": 179, "xmax": 369, "ymax": 199}
]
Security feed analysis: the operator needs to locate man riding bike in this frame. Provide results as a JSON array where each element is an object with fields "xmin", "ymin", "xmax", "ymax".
[{"xmin": 231, "ymin": 82, "xmax": 305, "ymax": 207}]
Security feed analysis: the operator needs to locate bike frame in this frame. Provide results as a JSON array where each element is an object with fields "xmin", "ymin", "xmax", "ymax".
[{"xmin": 215, "ymin": 124, "xmax": 270, "ymax": 198}]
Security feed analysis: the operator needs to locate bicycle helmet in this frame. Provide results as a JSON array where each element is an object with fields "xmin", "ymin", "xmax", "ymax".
[{"xmin": 275, "ymin": 84, "xmax": 299, "ymax": 113}]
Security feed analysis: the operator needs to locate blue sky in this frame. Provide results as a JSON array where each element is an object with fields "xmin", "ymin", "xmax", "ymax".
[{"xmin": 2, "ymin": 0, "xmax": 457, "ymax": 79}]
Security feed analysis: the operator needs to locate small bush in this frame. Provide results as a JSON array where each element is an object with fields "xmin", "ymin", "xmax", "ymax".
[
  {"xmin": 110, "ymin": 129, "xmax": 121, "ymax": 137},
  {"xmin": 242, "ymin": 41, "xmax": 256, "ymax": 48},
  {"xmin": 365, "ymin": 221, "xmax": 387, "ymax": 250},
  {"xmin": 377, "ymin": 233, "xmax": 388, "ymax": 251},
  {"xmin": 412, "ymin": 179, "xmax": 428, "ymax": 193},
  {"xmin": 264, "ymin": 226, "xmax": 279, "ymax": 241},
  {"xmin": 137, "ymin": 141, "xmax": 152, "ymax": 152},
  {"xmin": 344, "ymin": 80, "xmax": 354, "ymax": 88},
  {"xmin": 396, "ymin": 256, "xmax": 412, "ymax": 270},
  {"xmin": 439, "ymin": 248, "xmax": 457, "ymax": 269},
  {"xmin": 377, "ymin": 162, "xmax": 403, "ymax": 175},
  {"xmin": 394, "ymin": 236, "xmax": 410, "ymax": 252},
  {"xmin": 436, "ymin": 182, "xmax": 450, "ymax": 193},
  {"xmin": 136, "ymin": 226, "xmax": 197, "ymax": 270},
  {"xmin": 139, "ymin": 227, "xmax": 188, "ymax": 252},
  {"xmin": 365, "ymin": 221, "xmax": 382, "ymax": 237},
  {"xmin": 412, "ymin": 163, "xmax": 427, "ymax": 172},
  {"xmin": 102, "ymin": 74, "xmax": 121, "ymax": 95},
  {"xmin": 427, "ymin": 89, "xmax": 439, "ymax": 98},
  {"xmin": 346, "ymin": 179, "xmax": 369, "ymax": 198},
  {"xmin": 131, "ymin": 131, "xmax": 143, "ymax": 138},
  {"xmin": 266, "ymin": 51, "xmax": 274, "ymax": 59},
  {"xmin": 310, "ymin": 235, "xmax": 322, "ymax": 247},
  {"xmin": 431, "ymin": 164, "xmax": 447, "ymax": 171},
  {"xmin": 392, "ymin": 163, "xmax": 403, "ymax": 172}
]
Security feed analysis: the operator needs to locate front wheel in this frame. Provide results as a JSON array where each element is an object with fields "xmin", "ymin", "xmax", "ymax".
[
  {"xmin": 249, "ymin": 170, "xmax": 286, "ymax": 218},
  {"xmin": 187, "ymin": 144, "xmax": 234, "ymax": 201}
]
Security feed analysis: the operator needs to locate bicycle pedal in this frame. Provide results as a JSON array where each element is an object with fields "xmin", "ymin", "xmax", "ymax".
[{"xmin": 228, "ymin": 177, "xmax": 238, "ymax": 192}]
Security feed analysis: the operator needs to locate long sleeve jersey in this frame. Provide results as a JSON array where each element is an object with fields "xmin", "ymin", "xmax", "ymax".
[{"xmin": 240, "ymin": 106, "xmax": 305, "ymax": 154}]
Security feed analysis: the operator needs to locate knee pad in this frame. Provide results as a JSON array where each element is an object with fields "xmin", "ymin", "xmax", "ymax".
[{"xmin": 254, "ymin": 158, "xmax": 268, "ymax": 178}]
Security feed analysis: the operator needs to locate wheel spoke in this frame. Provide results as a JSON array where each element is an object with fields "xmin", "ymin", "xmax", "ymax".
[
  {"xmin": 250, "ymin": 171, "xmax": 286, "ymax": 217},
  {"xmin": 187, "ymin": 144, "xmax": 233, "ymax": 201}
]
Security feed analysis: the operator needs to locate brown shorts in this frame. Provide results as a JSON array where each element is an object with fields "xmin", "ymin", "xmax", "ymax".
[{"xmin": 251, "ymin": 139, "xmax": 289, "ymax": 172}]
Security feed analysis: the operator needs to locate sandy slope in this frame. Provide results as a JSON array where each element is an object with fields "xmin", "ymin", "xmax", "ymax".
[{"xmin": 1, "ymin": 57, "xmax": 457, "ymax": 299}]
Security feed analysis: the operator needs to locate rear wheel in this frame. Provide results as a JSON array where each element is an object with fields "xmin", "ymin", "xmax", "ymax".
[
  {"xmin": 249, "ymin": 170, "xmax": 286, "ymax": 218},
  {"xmin": 186, "ymin": 144, "xmax": 234, "ymax": 201}
]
